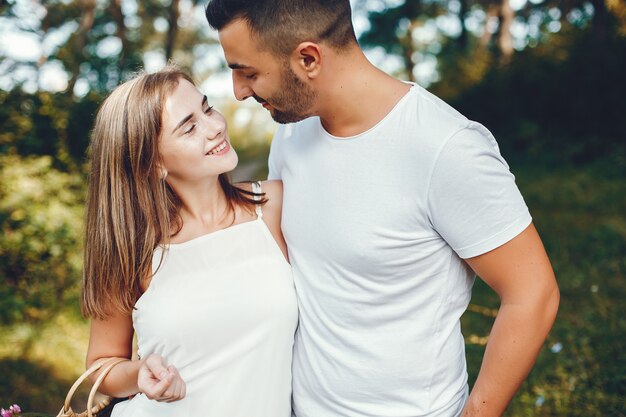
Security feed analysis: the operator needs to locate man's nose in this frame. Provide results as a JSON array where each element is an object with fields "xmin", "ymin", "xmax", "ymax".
[{"xmin": 233, "ymin": 74, "xmax": 253, "ymax": 101}]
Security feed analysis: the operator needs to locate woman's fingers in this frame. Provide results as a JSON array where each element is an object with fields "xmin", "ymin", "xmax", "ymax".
[
  {"xmin": 137, "ymin": 355, "xmax": 185, "ymax": 402},
  {"xmin": 180, "ymin": 376, "xmax": 186, "ymax": 399},
  {"xmin": 163, "ymin": 366, "xmax": 186, "ymax": 402},
  {"xmin": 164, "ymin": 378, "xmax": 182, "ymax": 402},
  {"xmin": 143, "ymin": 370, "xmax": 174, "ymax": 399},
  {"xmin": 145, "ymin": 355, "xmax": 169, "ymax": 379}
]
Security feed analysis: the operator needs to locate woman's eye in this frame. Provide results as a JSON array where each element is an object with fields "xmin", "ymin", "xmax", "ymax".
[{"xmin": 184, "ymin": 123, "xmax": 196, "ymax": 134}]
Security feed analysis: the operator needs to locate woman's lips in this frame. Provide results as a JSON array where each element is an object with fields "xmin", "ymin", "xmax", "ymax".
[{"xmin": 206, "ymin": 140, "xmax": 230, "ymax": 156}]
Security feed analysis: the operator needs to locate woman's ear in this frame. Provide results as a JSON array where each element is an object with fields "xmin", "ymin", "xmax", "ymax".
[
  {"xmin": 292, "ymin": 42, "xmax": 322, "ymax": 79},
  {"xmin": 157, "ymin": 164, "xmax": 168, "ymax": 180}
]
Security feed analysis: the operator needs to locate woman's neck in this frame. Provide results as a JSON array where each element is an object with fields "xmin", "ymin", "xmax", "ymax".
[{"xmin": 172, "ymin": 177, "xmax": 231, "ymax": 228}]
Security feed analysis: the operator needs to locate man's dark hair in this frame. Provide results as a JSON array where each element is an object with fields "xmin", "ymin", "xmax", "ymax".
[{"xmin": 205, "ymin": 0, "xmax": 357, "ymax": 56}]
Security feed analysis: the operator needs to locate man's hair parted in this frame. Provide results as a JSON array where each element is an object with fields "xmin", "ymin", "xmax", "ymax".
[{"xmin": 205, "ymin": 0, "xmax": 357, "ymax": 56}]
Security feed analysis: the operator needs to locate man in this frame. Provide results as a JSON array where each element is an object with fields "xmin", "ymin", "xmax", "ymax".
[{"xmin": 206, "ymin": 1, "xmax": 560, "ymax": 416}]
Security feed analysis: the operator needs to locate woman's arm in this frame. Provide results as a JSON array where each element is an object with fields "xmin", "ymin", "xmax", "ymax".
[
  {"xmin": 86, "ymin": 309, "xmax": 186, "ymax": 401},
  {"xmin": 260, "ymin": 180, "xmax": 289, "ymax": 261}
]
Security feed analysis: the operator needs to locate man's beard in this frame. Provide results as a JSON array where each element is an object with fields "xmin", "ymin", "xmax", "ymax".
[{"xmin": 257, "ymin": 65, "xmax": 317, "ymax": 124}]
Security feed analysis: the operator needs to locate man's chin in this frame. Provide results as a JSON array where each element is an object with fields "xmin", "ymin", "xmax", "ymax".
[{"xmin": 271, "ymin": 109, "xmax": 311, "ymax": 124}]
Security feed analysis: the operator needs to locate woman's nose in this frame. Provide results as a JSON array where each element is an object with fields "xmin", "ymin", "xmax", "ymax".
[{"xmin": 199, "ymin": 115, "xmax": 225, "ymax": 140}]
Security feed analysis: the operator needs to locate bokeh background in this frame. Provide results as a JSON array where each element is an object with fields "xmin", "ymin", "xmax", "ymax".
[{"xmin": 1, "ymin": 0, "xmax": 625, "ymax": 415}]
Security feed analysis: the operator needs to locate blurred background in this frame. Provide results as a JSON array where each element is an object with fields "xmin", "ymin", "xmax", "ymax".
[{"xmin": 1, "ymin": 0, "xmax": 625, "ymax": 415}]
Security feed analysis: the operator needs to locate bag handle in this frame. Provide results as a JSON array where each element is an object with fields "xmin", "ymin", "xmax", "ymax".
[
  {"xmin": 57, "ymin": 357, "xmax": 128, "ymax": 417},
  {"xmin": 86, "ymin": 358, "xmax": 127, "ymax": 417}
]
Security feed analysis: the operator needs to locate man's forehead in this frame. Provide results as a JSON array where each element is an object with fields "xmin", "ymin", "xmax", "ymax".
[
  {"xmin": 218, "ymin": 18, "xmax": 254, "ymax": 48},
  {"xmin": 220, "ymin": 25, "xmax": 281, "ymax": 71},
  {"xmin": 219, "ymin": 20, "xmax": 262, "ymax": 66}
]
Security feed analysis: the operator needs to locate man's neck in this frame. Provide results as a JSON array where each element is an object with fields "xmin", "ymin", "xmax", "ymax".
[{"xmin": 315, "ymin": 55, "xmax": 412, "ymax": 138}]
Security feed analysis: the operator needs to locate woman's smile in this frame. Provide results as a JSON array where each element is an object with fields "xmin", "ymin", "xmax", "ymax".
[{"xmin": 206, "ymin": 139, "xmax": 230, "ymax": 156}]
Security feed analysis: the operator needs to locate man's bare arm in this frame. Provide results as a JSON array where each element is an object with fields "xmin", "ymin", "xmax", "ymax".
[{"xmin": 461, "ymin": 223, "xmax": 560, "ymax": 417}]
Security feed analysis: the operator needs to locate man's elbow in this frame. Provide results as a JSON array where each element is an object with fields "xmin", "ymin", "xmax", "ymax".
[{"xmin": 539, "ymin": 278, "xmax": 560, "ymax": 333}]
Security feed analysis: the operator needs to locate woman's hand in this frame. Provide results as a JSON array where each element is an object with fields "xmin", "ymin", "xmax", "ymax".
[{"xmin": 137, "ymin": 354, "xmax": 186, "ymax": 402}]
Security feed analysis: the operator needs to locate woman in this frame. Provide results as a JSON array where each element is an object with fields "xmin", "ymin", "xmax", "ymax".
[{"xmin": 82, "ymin": 66, "xmax": 297, "ymax": 417}]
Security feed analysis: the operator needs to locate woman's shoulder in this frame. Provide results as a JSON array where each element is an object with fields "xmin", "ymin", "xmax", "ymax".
[{"xmin": 233, "ymin": 180, "xmax": 282, "ymax": 204}]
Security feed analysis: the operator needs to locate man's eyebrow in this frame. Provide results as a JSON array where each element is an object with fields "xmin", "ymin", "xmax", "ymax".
[{"xmin": 228, "ymin": 63, "xmax": 253, "ymax": 70}]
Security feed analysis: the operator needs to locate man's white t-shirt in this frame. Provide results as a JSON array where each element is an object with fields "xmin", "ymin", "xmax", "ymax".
[{"xmin": 268, "ymin": 84, "xmax": 532, "ymax": 417}]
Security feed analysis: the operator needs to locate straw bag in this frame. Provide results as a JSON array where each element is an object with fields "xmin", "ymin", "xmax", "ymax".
[{"xmin": 56, "ymin": 357, "xmax": 127, "ymax": 417}]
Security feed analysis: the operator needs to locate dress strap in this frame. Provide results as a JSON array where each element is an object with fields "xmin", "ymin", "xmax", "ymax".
[{"xmin": 251, "ymin": 181, "xmax": 263, "ymax": 219}]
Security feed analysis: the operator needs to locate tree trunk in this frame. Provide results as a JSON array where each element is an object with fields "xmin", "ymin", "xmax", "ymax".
[
  {"xmin": 498, "ymin": 0, "xmax": 514, "ymax": 65},
  {"xmin": 457, "ymin": 0, "xmax": 469, "ymax": 50},
  {"xmin": 67, "ymin": 0, "xmax": 96, "ymax": 95},
  {"xmin": 589, "ymin": 0, "xmax": 613, "ymax": 45},
  {"xmin": 480, "ymin": 3, "xmax": 499, "ymax": 48},
  {"xmin": 109, "ymin": 0, "xmax": 128, "ymax": 70},
  {"xmin": 165, "ymin": 0, "xmax": 180, "ymax": 61},
  {"xmin": 401, "ymin": 20, "xmax": 417, "ymax": 83}
]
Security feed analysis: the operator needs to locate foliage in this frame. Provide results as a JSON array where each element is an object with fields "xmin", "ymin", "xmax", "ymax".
[
  {"xmin": 0, "ymin": 309, "xmax": 90, "ymax": 415},
  {"xmin": 0, "ymin": 89, "xmax": 102, "ymax": 166},
  {"xmin": 441, "ymin": 29, "xmax": 626, "ymax": 166},
  {"xmin": 0, "ymin": 155, "xmax": 85, "ymax": 325},
  {"xmin": 0, "ymin": 357, "xmax": 72, "ymax": 416},
  {"xmin": 359, "ymin": 0, "xmax": 443, "ymax": 81},
  {"xmin": 1, "ymin": 0, "xmax": 217, "ymax": 96},
  {"xmin": 359, "ymin": 0, "xmax": 609, "ymax": 82}
]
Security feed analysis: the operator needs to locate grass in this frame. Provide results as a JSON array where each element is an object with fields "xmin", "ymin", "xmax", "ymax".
[
  {"xmin": 1, "ymin": 160, "xmax": 624, "ymax": 416},
  {"xmin": 462, "ymin": 162, "xmax": 626, "ymax": 416},
  {"xmin": 0, "ymin": 313, "xmax": 89, "ymax": 415}
]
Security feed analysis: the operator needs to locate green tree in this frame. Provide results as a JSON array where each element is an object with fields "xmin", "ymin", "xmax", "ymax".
[
  {"xmin": 0, "ymin": 155, "xmax": 85, "ymax": 326},
  {"xmin": 0, "ymin": 0, "xmax": 222, "ymax": 165},
  {"xmin": 357, "ymin": 0, "xmax": 614, "ymax": 89}
]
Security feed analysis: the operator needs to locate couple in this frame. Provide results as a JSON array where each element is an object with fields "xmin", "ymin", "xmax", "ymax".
[{"xmin": 82, "ymin": 1, "xmax": 560, "ymax": 416}]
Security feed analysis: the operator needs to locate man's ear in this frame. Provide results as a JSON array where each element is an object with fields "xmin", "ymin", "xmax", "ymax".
[{"xmin": 291, "ymin": 42, "xmax": 322, "ymax": 79}]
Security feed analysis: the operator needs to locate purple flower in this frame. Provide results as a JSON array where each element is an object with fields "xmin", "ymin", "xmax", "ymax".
[{"xmin": 1, "ymin": 404, "xmax": 21, "ymax": 417}]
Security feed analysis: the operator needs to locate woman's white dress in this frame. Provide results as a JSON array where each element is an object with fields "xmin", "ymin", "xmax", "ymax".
[{"xmin": 112, "ymin": 184, "xmax": 298, "ymax": 416}]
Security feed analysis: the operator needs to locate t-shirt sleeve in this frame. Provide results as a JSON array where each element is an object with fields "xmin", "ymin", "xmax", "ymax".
[
  {"xmin": 267, "ymin": 126, "xmax": 284, "ymax": 180},
  {"xmin": 427, "ymin": 122, "xmax": 532, "ymax": 259}
]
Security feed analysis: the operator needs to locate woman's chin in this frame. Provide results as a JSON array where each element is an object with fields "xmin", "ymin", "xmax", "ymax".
[
  {"xmin": 227, "ymin": 150, "xmax": 239, "ymax": 171},
  {"xmin": 217, "ymin": 151, "xmax": 239, "ymax": 176}
]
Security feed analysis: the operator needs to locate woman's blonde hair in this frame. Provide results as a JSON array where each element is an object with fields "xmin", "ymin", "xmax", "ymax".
[{"xmin": 82, "ymin": 66, "xmax": 262, "ymax": 319}]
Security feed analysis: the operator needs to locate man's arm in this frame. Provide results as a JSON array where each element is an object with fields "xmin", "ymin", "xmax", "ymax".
[
  {"xmin": 461, "ymin": 223, "xmax": 559, "ymax": 417},
  {"xmin": 267, "ymin": 126, "xmax": 285, "ymax": 180}
]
